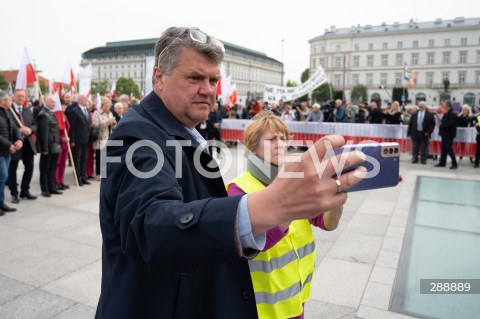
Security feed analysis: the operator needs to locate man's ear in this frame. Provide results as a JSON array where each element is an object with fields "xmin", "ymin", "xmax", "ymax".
[{"xmin": 153, "ymin": 67, "xmax": 164, "ymax": 91}]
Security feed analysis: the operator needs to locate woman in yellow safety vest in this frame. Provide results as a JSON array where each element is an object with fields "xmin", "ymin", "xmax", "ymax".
[{"xmin": 226, "ymin": 110, "xmax": 344, "ymax": 319}]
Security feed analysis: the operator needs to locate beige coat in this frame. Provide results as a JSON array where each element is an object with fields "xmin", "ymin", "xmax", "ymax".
[{"xmin": 92, "ymin": 110, "xmax": 116, "ymax": 150}]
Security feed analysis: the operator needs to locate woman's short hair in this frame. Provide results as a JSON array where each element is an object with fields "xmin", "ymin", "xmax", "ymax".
[{"xmin": 244, "ymin": 110, "xmax": 291, "ymax": 153}]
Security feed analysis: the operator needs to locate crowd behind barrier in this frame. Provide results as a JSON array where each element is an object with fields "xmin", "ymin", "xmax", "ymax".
[{"xmin": 221, "ymin": 120, "xmax": 478, "ymax": 157}]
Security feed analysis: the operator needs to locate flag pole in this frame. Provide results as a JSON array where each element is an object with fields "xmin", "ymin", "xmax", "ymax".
[
  {"xmin": 64, "ymin": 128, "xmax": 80, "ymax": 189},
  {"xmin": 8, "ymin": 107, "xmax": 23, "ymax": 127}
]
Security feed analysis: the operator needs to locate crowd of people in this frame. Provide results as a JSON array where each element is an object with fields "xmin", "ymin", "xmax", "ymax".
[{"xmin": 0, "ymin": 88, "xmax": 137, "ymax": 215}]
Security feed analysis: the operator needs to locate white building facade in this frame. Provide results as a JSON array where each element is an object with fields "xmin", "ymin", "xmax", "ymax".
[
  {"xmin": 80, "ymin": 38, "xmax": 282, "ymax": 104},
  {"xmin": 309, "ymin": 17, "xmax": 480, "ymax": 107}
]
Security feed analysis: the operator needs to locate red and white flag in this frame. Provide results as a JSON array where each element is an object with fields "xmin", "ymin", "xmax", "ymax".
[
  {"xmin": 61, "ymin": 61, "xmax": 77, "ymax": 94},
  {"xmin": 141, "ymin": 91, "xmax": 145, "ymax": 99},
  {"xmin": 15, "ymin": 48, "xmax": 37, "ymax": 90},
  {"xmin": 110, "ymin": 81, "xmax": 116, "ymax": 96},
  {"xmin": 229, "ymin": 83, "xmax": 237, "ymax": 105},
  {"xmin": 49, "ymin": 81, "xmax": 63, "ymax": 112}
]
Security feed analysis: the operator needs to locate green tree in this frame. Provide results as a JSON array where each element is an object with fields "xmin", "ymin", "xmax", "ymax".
[
  {"xmin": 392, "ymin": 87, "xmax": 408, "ymax": 105},
  {"xmin": 311, "ymin": 82, "xmax": 333, "ymax": 103},
  {"xmin": 39, "ymin": 81, "xmax": 49, "ymax": 95},
  {"xmin": 0, "ymin": 74, "xmax": 8, "ymax": 91},
  {"xmin": 116, "ymin": 77, "xmax": 140, "ymax": 98},
  {"xmin": 91, "ymin": 80, "xmax": 110, "ymax": 95},
  {"xmin": 300, "ymin": 68, "xmax": 309, "ymax": 83},
  {"xmin": 286, "ymin": 79, "xmax": 298, "ymax": 87},
  {"xmin": 350, "ymin": 84, "xmax": 368, "ymax": 104}
]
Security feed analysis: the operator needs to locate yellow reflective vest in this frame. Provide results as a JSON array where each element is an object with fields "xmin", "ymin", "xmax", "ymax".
[{"xmin": 227, "ymin": 171, "xmax": 316, "ymax": 319}]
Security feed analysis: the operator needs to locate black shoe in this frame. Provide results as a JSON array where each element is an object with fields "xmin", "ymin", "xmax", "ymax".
[
  {"xmin": 1, "ymin": 204, "xmax": 16, "ymax": 212},
  {"xmin": 56, "ymin": 184, "xmax": 66, "ymax": 190},
  {"xmin": 411, "ymin": 159, "xmax": 418, "ymax": 164},
  {"xmin": 49, "ymin": 189, "xmax": 63, "ymax": 195},
  {"xmin": 11, "ymin": 196, "xmax": 19, "ymax": 204},
  {"xmin": 60, "ymin": 183, "xmax": 70, "ymax": 189},
  {"xmin": 87, "ymin": 176, "xmax": 94, "ymax": 180},
  {"xmin": 475, "ymin": 163, "xmax": 479, "ymax": 168},
  {"xmin": 0, "ymin": 210, "xmax": 4, "ymax": 216},
  {"xmin": 81, "ymin": 179, "xmax": 91, "ymax": 185},
  {"xmin": 434, "ymin": 164, "xmax": 446, "ymax": 167},
  {"xmin": 449, "ymin": 165, "xmax": 458, "ymax": 170},
  {"xmin": 41, "ymin": 192, "xmax": 51, "ymax": 197},
  {"xmin": 20, "ymin": 192, "xmax": 37, "ymax": 200},
  {"xmin": 421, "ymin": 160, "xmax": 426, "ymax": 165}
]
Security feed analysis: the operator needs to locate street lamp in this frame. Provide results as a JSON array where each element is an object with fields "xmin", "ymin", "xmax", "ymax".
[
  {"xmin": 379, "ymin": 85, "xmax": 392, "ymax": 100},
  {"xmin": 280, "ymin": 39, "xmax": 284, "ymax": 86}
]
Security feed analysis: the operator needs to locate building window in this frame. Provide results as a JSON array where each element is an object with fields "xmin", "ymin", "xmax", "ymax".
[
  {"xmin": 381, "ymin": 54, "xmax": 388, "ymax": 66},
  {"xmin": 368, "ymin": 43, "xmax": 374, "ymax": 50},
  {"xmin": 461, "ymin": 37, "xmax": 467, "ymax": 45},
  {"xmin": 445, "ymin": 38, "xmax": 450, "ymax": 46},
  {"xmin": 397, "ymin": 41, "xmax": 403, "ymax": 49},
  {"xmin": 336, "ymin": 45, "xmax": 341, "ymax": 52},
  {"xmin": 121, "ymin": 65, "xmax": 124, "ymax": 69},
  {"xmin": 116, "ymin": 65, "xmax": 118, "ymax": 69},
  {"xmin": 382, "ymin": 42, "xmax": 388, "ymax": 49},
  {"xmin": 367, "ymin": 55, "xmax": 374, "ymax": 67},
  {"xmin": 335, "ymin": 57, "xmax": 342, "ymax": 68},
  {"xmin": 110, "ymin": 72, "xmax": 112, "ymax": 78},
  {"xmin": 110, "ymin": 65, "xmax": 112, "ymax": 69},
  {"xmin": 428, "ymin": 39, "xmax": 434, "ymax": 47},
  {"xmin": 411, "ymin": 54, "xmax": 419, "ymax": 65},
  {"xmin": 413, "ymin": 40, "xmax": 418, "ymax": 48},
  {"xmin": 354, "ymin": 44, "xmax": 359, "ymax": 51},
  {"xmin": 426, "ymin": 73, "xmax": 434, "ymax": 86},
  {"xmin": 427, "ymin": 53, "xmax": 435, "ymax": 64},
  {"xmin": 380, "ymin": 73, "xmax": 387, "ymax": 85},
  {"xmin": 442, "ymin": 72, "xmax": 450, "ymax": 82},
  {"xmin": 313, "ymin": 47, "xmax": 317, "ymax": 54},
  {"xmin": 103, "ymin": 66, "xmax": 106, "ymax": 69},
  {"xmin": 396, "ymin": 54, "xmax": 403, "ymax": 66},
  {"xmin": 321, "ymin": 46, "xmax": 325, "ymax": 53},
  {"xmin": 459, "ymin": 52, "xmax": 467, "ymax": 64},
  {"xmin": 476, "ymin": 72, "xmax": 480, "ymax": 84},
  {"xmin": 366, "ymin": 74, "xmax": 373, "ymax": 86},
  {"xmin": 353, "ymin": 56, "xmax": 359, "ymax": 67},
  {"xmin": 319, "ymin": 58, "xmax": 326, "ymax": 67},
  {"xmin": 458, "ymin": 72, "xmax": 466, "ymax": 85},
  {"xmin": 352, "ymin": 74, "xmax": 359, "ymax": 85},
  {"xmin": 312, "ymin": 58, "xmax": 317, "ymax": 69},
  {"xmin": 443, "ymin": 52, "xmax": 450, "ymax": 64},
  {"xmin": 134, "ymin": 72, "xmax": 137, "ymax": 77},
  {"xmin": 334, "ymin": 75, "xmax": 341, "ymax": 85},
  {"xmin": 395, "ymin": 73, "xmax": 402, "ymax": 86}
]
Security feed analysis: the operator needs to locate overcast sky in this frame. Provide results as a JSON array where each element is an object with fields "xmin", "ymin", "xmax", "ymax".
[{"xmin": 1, "ymin": 0, "xmax": 478, "ymax": 85}]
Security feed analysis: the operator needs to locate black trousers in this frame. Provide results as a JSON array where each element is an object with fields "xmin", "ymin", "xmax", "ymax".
[
  {"xmin": 475, "ymin": 135, "xmax": 480, "ymax": 165},
  {"xmin": 72, "ymin": 143, "xmax": 89, "ymax": 181},
  {"xmin": 7, "ymin": 144, "xmax": 35, "ymax": 197},
  {"xmin": 95, "ymin": 149, "xmax": 101, "ymax": 176},
  {"xmin": 439, "ymin": 136, "xmax": 457, "ymax": 166},
  {"xmin": 39, "ymin": 153, "xmax": 59, "ymax": 192}
]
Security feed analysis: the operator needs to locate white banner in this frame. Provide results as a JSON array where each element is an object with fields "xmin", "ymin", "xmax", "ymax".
[
  {"xmin": 79, "ymin": 64, "xmax": 92, "ymax": 96},
  {"xmin": 144, "ymin": 56, "xmax": 155, "ymax": 96},
  {"xmin": 263, "ymin": 67, "xmax": 328, "ymax": 104}
]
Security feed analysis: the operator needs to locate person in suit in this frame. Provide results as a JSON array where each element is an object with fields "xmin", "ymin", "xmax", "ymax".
[
  {"xmin": 0, "ymin": 91, "xmax": 23, "ymax": 214},
  {"xmin": 36, "ymin": 95, "xmax": 63, "ymax": 197},
  {"xmin": 435, "ymin": 101, "xmax": 459, "ymax": 169},
  {"xmin": 7, "ymin": 88, "xmax": 37, "ymax": 203},
  {"xmin": 407, "ymin": 101, "xmax": 436, "ymax": 164},
  {"xmin": 66, "ymin": 94, "xmax": 91, "ymax": 185},
  {"xmin": 94, "ymin": 26, "xmax": 365, "ymax": 319}
]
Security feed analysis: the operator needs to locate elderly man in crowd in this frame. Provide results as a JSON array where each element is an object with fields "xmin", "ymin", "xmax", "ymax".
[
  {"xmin": 7, "ymin": 89, "xmax": 37, "ymax": 203},
  {"xmin": 408, "ymin": 101, "xmax": 436, "ymax": 164},
  {"xmin": 0, "ymin": 91, "xmax": 23, "ymax": 214}
]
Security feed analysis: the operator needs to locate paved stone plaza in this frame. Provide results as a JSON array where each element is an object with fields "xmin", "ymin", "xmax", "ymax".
[{"xmin": 0, "ymin": 148, "xmax": 478, "ymax": 319}]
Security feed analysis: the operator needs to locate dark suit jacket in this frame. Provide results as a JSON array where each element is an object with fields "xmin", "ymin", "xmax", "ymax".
[
  {"xmin": 439, "ymin": 109, "xmax": 458, "ymax": 139},
  {"xmin": 36, "ymin": 106, "xmax": 61, "ymax": 154},
  {"xmin": 11, "ymin": 103, "xmax": 37, "ymax": 156},
  {"xmin": 95, "ymin": 92, "xmax": 257, "ymax": 319},
  {"xmin": 66, "ymin": 104, "xmax": 91, "ymax": 145},
  {"xmin": 407, "ymin": 110, "xmax": 436, "ymax": 138}
]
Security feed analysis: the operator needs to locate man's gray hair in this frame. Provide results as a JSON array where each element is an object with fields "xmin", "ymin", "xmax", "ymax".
[
  {"xmin": 154, "ymin": 27, "xmax": 224, "ymax": 75},
  {"xmin": 0, "ymin": 91, "xmax": 7, "ymax": 100}
]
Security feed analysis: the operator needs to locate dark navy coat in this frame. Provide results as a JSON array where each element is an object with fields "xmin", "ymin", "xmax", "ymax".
[{"xmin": 95, "ymin": 92, "xmax": 258, "ymax": 319}]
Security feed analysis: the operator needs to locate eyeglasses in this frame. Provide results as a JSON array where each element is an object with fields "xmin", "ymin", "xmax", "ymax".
[{"xmin": 158, "ymin": 28, "xmax": 225, "ymax": 65}]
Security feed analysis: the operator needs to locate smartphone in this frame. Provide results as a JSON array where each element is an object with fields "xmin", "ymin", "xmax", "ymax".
[{"xmin": 333, "ymin": 142, "xmax": 400, "ymax": 192}]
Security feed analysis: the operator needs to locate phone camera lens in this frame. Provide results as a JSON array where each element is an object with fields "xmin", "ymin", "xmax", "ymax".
[
  {"xmin": 389, "ymin": 148, "xmax": 393, "ymax": 154},
  {"xmin": 394, "ymin": 148, "xmax": 399, "ymax": 154},
  {"xmin": 383, "ymin": 149, "xmax": 388, "ymax": 155}
]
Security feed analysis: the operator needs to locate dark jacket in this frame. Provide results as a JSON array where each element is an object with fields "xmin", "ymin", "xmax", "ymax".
[
  {"xmin": 407, "ymin": 110, "xmax": 436, "ymax": 138},
  {"xmin": 439, "ymin": 109, "xmax": 458, "ymax": 139},
  {"xmin": 11, "ymin": 103, "xmax": 37, "ymax": 158},
  {"xmin": 66, "ymin": 104, "xmax": 91, "ymax": 145},
  {"xmin": 369, "ymin": 107, "xmax": 384, "ymax": 124},
  {"xmin": 0, "ymin": 108, "xmax": 22, "ymax": 156},
  {"xmin": 95, "ymin": 92, "xmax": 257, "ymax": 319},
  {"xmin": 36, "ymin": 106, "xmax": 61, "ymax": 154}
]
